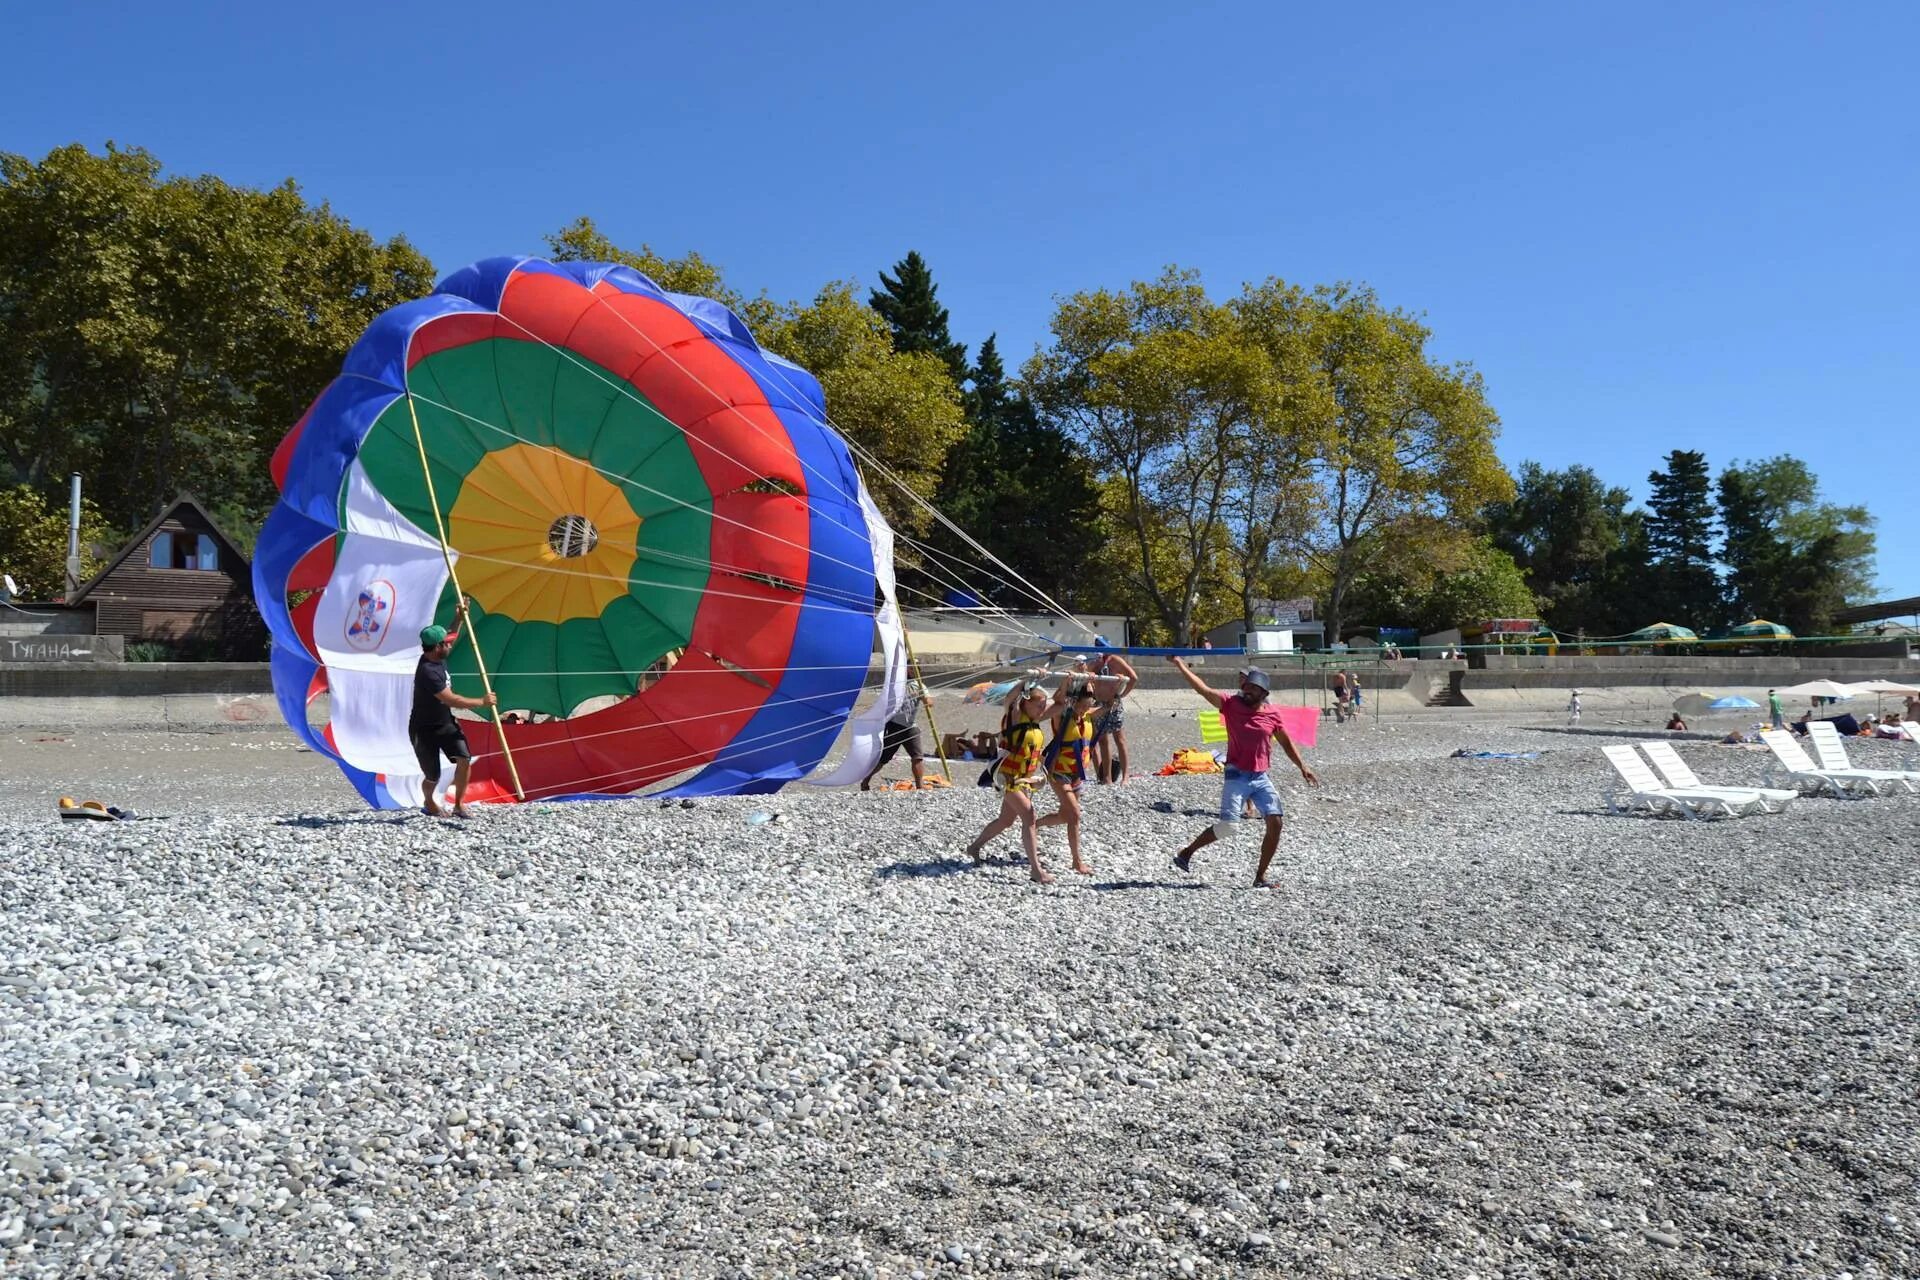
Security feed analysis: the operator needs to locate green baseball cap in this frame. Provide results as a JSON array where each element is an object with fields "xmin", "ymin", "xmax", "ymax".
[{"xmin": 419, "ymin": 624, "xmax": 448, "ymax": 649}]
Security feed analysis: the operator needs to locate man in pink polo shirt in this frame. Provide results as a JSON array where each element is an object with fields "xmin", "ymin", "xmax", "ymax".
[{"xmin": 1167, "ymin": 656, "xmax": 1319, "ymax": 887}]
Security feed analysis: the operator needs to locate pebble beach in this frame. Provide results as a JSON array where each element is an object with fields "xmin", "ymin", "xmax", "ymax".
[{"xmin": 2, "ymin": 709, "xmax": 1917, "ymax": 1277}]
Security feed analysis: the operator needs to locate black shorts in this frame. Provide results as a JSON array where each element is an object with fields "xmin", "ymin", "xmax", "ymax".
[
  {"xmin": 878, "ymin": 720, "xmax": 925, "ymax": 763},
  {"xmin": 410, "ymin": 725, "xmax": 472, "ymax": 781}
]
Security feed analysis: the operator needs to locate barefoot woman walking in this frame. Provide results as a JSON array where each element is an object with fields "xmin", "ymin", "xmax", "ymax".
[
  {"xmin": 1035, "ymin": 682, "xmax": 1099, "ymax": 875},
  {"xmin": 963, "ymin": 681, "xmax": 1062, "ymax": 883}
]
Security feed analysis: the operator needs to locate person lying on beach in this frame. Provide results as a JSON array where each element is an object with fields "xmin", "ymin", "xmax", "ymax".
[{"xmin": 941, "ymin": 730, "xmax": 1000, "ymax": 761}]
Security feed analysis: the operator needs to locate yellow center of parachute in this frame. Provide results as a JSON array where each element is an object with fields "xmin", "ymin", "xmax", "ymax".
[{"xmin": 447, "ymin": 444, "xmax": 644, "ymax": 625}]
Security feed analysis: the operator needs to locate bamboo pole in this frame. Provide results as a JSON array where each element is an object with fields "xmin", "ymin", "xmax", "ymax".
[
  {"xmin": 404, "ymin": 390, "xmax": 526, "ymax": 801},
  {"xmin": 899, "ymin": 622, "xmax": 949, "ymax": 784}
]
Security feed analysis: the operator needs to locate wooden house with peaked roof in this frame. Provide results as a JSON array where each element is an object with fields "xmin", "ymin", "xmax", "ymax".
[{"xmin": 65, "ymin": 494, "xmax": 264, "ymax": 656}]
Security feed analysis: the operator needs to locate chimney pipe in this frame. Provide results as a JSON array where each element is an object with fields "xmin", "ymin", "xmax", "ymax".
[{"xmin": 65, "ymin": 473, "xmax": 82, "ymax": 598}]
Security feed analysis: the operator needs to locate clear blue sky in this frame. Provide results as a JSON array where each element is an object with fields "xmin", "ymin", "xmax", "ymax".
[{"xmin": 7, "ymin": 1, "xmax": 1915, "ymax": 598}]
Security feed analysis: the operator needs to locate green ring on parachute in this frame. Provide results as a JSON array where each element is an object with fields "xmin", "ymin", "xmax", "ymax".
[{"xmin": 357, "ymin": 337, "xmax": 713, "ymax": 716}]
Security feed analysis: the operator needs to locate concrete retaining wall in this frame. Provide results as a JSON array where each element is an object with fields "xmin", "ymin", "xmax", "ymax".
[
  {"xmin": 1474, "ymin": 653, "xmax": 1914, "ymax": 678},
  {"xmin": 3, "ymin": 652, "xmax": 1912, "ymax": 735},
  {"xmin": 0, "ymin": 634, "xmax": 125, "ymax": 662},
  {"xmin": 0, "ymin": 662, "xmax": 271, "ymax": 697}
]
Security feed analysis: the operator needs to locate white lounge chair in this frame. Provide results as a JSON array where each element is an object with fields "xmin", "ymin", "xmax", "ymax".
[
  {"xmin": 1600, "ymin": 743, "xmax": 1761, "ymax": 818},
  {"xmin": 1805, "ymin": 721, "xmax": 1920, "ymax": 793},
  {"xmin": 1903, "ymin": 720, "xmax": 1920, "ymax": 744},
  {"xmin": 1637, "ymin": 741, "xmax": 1796, "ymax": 812},
  {"xmin": 1758, "ymin": 729, "xmax": 1884, "ymax": 797}
]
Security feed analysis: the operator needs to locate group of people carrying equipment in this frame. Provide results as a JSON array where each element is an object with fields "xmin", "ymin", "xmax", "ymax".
[{"xmin": 963, "ymin": 652, "xmax": 1318, "ymax": 886}]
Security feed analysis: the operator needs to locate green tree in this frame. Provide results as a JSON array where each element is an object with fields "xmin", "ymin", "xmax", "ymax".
[
  {"xmin": 1417, "ymin": 539, "xmax": 1538, "ymax": 634},
  {"xmin": 1077, "ymin": 477, "xmax": 1239, "ymax": 644},
  {"xmin": 0, "ymin": 143, "xmax": 435, "ymax": 535},
  {"xmin": 1643, "ymin": 449, "xmax": 1720, "ymax": 626},
  {"xmin": 1336, "ymin": 529, "xmax": 1535, "ymax": 636},
  {"xmin": 1485, "ymin": 462, "xmax": 1648, "ymax": 636},
  {"xmin": 0, "ymin": 484, "xmax": 113, "ymax": 600},
  {"xmin": 869, "ymin": 251, "xmax": 968, "ymax": 386},
  {"xmin": 545, "ymin": 216, "xmax": 743, "ymax": 307},
  {"xmin": 1235, "ymin": 280, "xmax": 1513, "ymax": 644},
  {"xmin": 1718, "ymin": 455, "xmax": 1874, "ymax": 634},
  {"xmin": 929, "ymin": 335, "xmax": 1100, "ymax": 608},
  {"xmin": 1024, "ymin": 269, "xmax": 1277, "ymax": 643},
  {"xmin": 751, "ymin": 283, "xmax": 967, "ymax": 535}
]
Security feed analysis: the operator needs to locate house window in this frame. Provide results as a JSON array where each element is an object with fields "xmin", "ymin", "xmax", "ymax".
[{"xmin": 148, "ymin": 531, "xmax": 219, "ymax": 570}]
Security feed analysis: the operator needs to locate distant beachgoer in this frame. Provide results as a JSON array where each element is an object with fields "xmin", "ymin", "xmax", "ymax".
[
  {"xmin": 1767, "ymin": 689, "xmax": 1785, "ymax": 731},
  {"xmin": 1035, "ymin": 683, "xmax": 1099, "ymax": 875},
  {"xmin": 1078, "ymin": 648, "xmax": 1139, "ymax": 784},
  {"xmin": 410, "ymin": 599, "xmax": 497, "ymax": 818},
  {"xmin": 964, "ymin": 681, "xmax": 1061, "ymax": 883},
  {"xmin": 1567, "ymin": 689, "xmax": 1582, "ymax": 725},
  {"xmin": 941, "ymin": 730, "xmax": 999, "ymax": 761},
  {"xmin": 1666, "ymin": 713, "xmax": 1687, "ymax": 731},
  {"xmin": 1348, "ymin": 670, "xmax": 1363, "ymax": 710},
  {"xmin": 1331, "ymin": 670, "xmax": 1351, "ymax": 723},
  {"xmin": 862, "ymin": 679, "xmax": 932, "ymax": 790},
  {"xmin": 1792, "ymin": 708, "xmax": 1812, "ymax": 736},
  {"xmin": 1166, "ymin": 658, "xmax": 1319, "ymax": 888}
]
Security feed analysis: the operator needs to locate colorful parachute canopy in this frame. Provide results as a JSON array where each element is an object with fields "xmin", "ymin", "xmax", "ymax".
[{"xmin": 255, "ymin": 257, "xmax": 903, "ymax": 808}]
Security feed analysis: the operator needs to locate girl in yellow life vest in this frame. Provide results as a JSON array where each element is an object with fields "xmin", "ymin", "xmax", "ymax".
[
  {"xmin": 1036, "ymin": 682, "xmax": 1098, "ymax": 875},
  {"xmin": 965, "ymin": 680, "xmax": 1062, "ymax": 883}
]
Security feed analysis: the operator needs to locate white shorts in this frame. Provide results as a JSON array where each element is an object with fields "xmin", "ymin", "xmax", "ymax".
[{"xmin": 1219, "ymin": 768, "xmax": 1283, "ymax": 821}]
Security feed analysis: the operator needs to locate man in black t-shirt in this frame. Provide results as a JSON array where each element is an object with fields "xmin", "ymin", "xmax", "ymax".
[{"xmin": 411, "ymin": 599, "xmax": 497, "ymax": 817}]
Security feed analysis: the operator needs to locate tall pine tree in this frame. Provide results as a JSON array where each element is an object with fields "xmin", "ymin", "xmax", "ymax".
[
  {"xmin": 933, "ymin": 335, "xmax": 1100, "ymax": 605},
  {"xmin": 1643, "ymin": 449, "xmax": 1721, "ymax": 627},
  {"xmin": 869, "ymin": 251, "xmax": 968, "ymax": 385},
  {"xmin": 1484, "ymin": 462, "xmax": 1648, "ymax": 636},
  {"xmin": 1718, "ymin": 456, "xmax": 1874, "ymax": 634}
]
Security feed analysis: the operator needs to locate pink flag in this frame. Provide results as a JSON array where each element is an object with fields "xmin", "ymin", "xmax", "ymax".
[{"xmin": 1278, "ymin": 704, "xmax": 1318, "ymax": 749}]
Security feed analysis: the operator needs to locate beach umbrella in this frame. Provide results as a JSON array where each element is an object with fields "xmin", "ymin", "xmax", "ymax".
[
  {"xmin": 1706, "ymin": 695, "xmax": 1760, "ymax": 711},
  {"xmin": 1848, "ymin": 680, "xmax": 1920, "ymax": 695},
  {"xmin": 1773, "ymin": 679, "xmax": 1856, "ymax": 701},
  {"xmin": 1729, "ymin": 619, "xmax": 1794, "ymax": 639},
  {"xmin": 1628, "ymin": 622, "xmax": 1698, "ymax": 643},
  {"xmin": 1671, "ymin": 693, "xmax": 1714, "ymax": 717},
  {"xmin": 1846, "ymin": 679, "xmax": 1920, "ymax": 716}
]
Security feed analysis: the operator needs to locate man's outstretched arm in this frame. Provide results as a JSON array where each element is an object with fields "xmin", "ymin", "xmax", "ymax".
[
  {"xmin": 1273, "ymin": 725, "xmax": 1319, "ymax": 785},
  {"xmin": 1166, "ymin": 656, "xmax": 1224, "ymax": 710}
]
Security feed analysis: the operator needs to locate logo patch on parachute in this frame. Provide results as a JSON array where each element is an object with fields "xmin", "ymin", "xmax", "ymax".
[{"xmin": 344, "ymin": 579, "xmax": 396, "ymax": 651}]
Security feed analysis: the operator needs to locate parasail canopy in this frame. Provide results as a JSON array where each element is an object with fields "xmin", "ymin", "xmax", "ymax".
[{"xmin": 256, "ymin": 257, "xmax": 905, "ymax": 808}]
